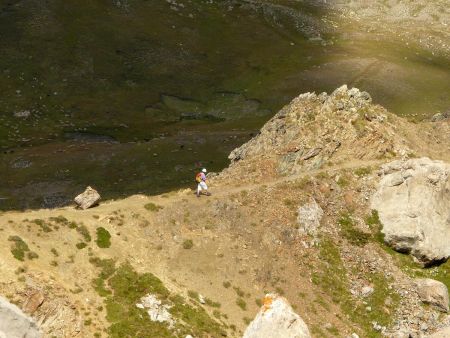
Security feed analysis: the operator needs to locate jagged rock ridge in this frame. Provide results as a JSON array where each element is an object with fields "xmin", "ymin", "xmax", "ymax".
[{"xmin": 227, "ymin": 85, "xmax": 410, "ymax": 178}]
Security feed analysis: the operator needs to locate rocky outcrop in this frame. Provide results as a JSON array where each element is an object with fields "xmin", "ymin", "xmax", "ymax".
[
  {"xmin": 371, "ymin": 157, "xmax": 450, "ymax": 266},
  {"xmin": 136, "ymin": 294, "xmax": 174, "ymax": 327},
  {"xmin": 0, "ymin": 296, "xmax": 41, "ymax": 338},
  {"xmin": 415, "ymin": 279, "xmax": 449, "ymax": 313},
  {"xmin": 74, "ymin": 186, "xmax": 101, "ymax": 209},
  {"xmin": 228, "ymin": 85, "xmax": 409, "ymax": 177},
  {"xmin": 243, "ymin": 294, "xmax": 311, "ymax": 338}
]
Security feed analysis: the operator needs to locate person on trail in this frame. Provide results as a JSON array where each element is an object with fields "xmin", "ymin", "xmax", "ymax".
[{"xmin": 196, "ymin": 168, "xmax": 210, "ymax": 197}]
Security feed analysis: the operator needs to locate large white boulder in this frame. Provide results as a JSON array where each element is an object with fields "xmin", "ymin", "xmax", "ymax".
[
  {"xmin": 74, "ymin": 186, "xmax": 101, "ymax": 209},
  {"xmin": 0, "ymin": 296, "xmax": 41, "ymax": 338},
  {"xmin": 371, "ymin": 158, "xmax": 450, "ymax": 266},
  {"xmin": 243, "ymin": 294, "xmax": 311, "ymax": 338}
]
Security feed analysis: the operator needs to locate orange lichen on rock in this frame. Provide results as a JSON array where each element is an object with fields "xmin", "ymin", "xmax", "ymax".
[{"xmin": 262, "ymin": 294, "xmax": 274, "ymax": 313}]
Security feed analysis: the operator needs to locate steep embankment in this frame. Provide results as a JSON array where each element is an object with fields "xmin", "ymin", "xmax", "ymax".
[{"xmin": 1, "ymin": 86, "xmax": 450, "ymax": 338}]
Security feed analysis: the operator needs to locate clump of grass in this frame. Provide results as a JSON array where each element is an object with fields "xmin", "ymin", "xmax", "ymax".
[
  {"xmin": 27, "ymin": 251, "xmax": 39, "ymax": 260},
  {"xmin": 51, "ymin": 248, "xmax": 59, "ymax": 257},
  {"xmin": 236, "ymin": 298, "xmax": 247, "ymax": 310},
  {"xmin": 182, "ymin": 239, "xmax": 193, "ymax": 249},
  {"xmin": 8, "ymin": 236, "xmax": 30, "ymax": 261},
  {"xmin": 336, "ymin": 176, "xmax": 349, "ymax": 187},
  {"xmin": 188, "ymin": 290, "xmax": 199, "ymax": 300},
  {"xmin": 233, "ymin": 286, "xmax": 245, "ymax": 297},
  {"xmin": 50, "ymin": 260, "xmax": 58, "ymax": 267},
  {"xmin": 223, "ymin": 281, "xmax": 231, "ymax": 288},
  {"xmin": 96, "ymin": 227, "xmax": 112, "ymax": 248},
  {"xmin": 76, "ymin": 242, "xmax": 87, "ymax": 250},
  {"xmin": 77, "ymin": 224, "xmax": 91, "ymax": 242},
  {"xmin": 354, "ymin": 166, "xmax": 372, "ymax": 177},
  {"xmin": 49, "ymin": 215, "xmax": 69, "ymax": 225},
  {"xmin": 338, "ymin": 213, "xmax": 371, "ymax": 246},
  {"xmin": 365, "ymin": 210, "xmax": 385, "ymax": 243},
  {"xmin": 255, "ymin": 298, "xmax": 262, "ymax": 307},
  {"xmin": 205, "ymin": 298, "xmax": 221, "ymax": 308},
  {"xmin": 32, "ymin": 219, "xmax": 52, "ymax": 232},
  {"xmin": 144, "ymin": 203, "xmax": 163, "ymax": 212}
]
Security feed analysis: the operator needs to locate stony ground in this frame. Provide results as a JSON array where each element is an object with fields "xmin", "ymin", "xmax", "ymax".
[{"xmin": 1, "ymin": 86, "xmax": 450, "ymax": 337}]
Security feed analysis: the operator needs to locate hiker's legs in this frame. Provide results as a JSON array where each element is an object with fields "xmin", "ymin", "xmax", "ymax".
[{"xmin": 197, "ymin": 182, "xmax": 208, "ymax": 196}]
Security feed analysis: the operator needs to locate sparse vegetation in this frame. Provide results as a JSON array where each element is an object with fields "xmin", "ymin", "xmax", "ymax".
[
  {"xmin": 32, "ymin": 219, "xmax": 52, "ymax": 232},
  {"xmin": 338, "ymin": 213, "xmax": 371, "ymax": 246},
  {"xmin": 354, "ymin": 166, "xmax": 372, "ymax": 177},
  {"xmin": 144, "ymin": 203, "xmax": 163, "ymax": 212},
  {"xmin": 96, "ymin": 227, "xmax": 112, "ymax": 248},
  {"xmin": 77, "ymin": 225, "xmax": 92, "ymax": 242},
  {"xmin": 312, "ymin": 237, "xmax": 399, "ymax": 337},
  {"xmin": 236, "ymin": 297, "xmax": 247, "ymax": 310},
  {"xmin": 223, "ymin": 281, "xmax": 231, "ymax": 289},
  {"xmin": 8, "ymin": 236, "xmax": 30, "ymax": 261},
  {"xmin": 89, "ymin": 262, "xmax": 225, "ymax": 337}
]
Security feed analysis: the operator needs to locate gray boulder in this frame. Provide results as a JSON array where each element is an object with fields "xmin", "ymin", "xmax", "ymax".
[
  {"xmin": 371, "ymin": 158, "xmax": 450, "ymax": 266},
  {"xmin": 0, "ymin": 296, "xmax": 41, "ymax": 338},
  {"xmin": 415, "ymin": 278, "xmax": 449, "ymax": 313},
  {"xmin": 243, "ymin": 293, "xmax": 311, "ymax": 338},
  {"xmin": 74, "ymin": 186, "xmax": 101, "ymax": 209},
  {"xmin": 297, "ymin": 198, "xmax": 323, "ymax": 236}
]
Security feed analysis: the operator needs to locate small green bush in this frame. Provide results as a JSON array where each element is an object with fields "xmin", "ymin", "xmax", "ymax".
[
  {"xmin": 96, "ymin": 227, "xmax": 112, "ymax": 248},
  {"xmin": 182, "ymin": 239, "xmax": 193, "ymax": 249}
]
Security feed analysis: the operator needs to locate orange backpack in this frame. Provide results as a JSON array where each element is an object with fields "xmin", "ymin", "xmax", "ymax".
[{"xmin": 195, "ymin": 172, "xmax": 202, "ymax": 183}]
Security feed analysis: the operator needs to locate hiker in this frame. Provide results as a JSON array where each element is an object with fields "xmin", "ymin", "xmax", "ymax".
[{"xmin": 196, "ymin": 168, "xmax": 210, "ymax": 197}]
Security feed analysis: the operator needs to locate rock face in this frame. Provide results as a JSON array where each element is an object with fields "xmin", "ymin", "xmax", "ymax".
[
  {"xmin": 243, "ymin": 294, "xmax": 311, "ymax": 338},
  {"xmin": 297, "ymin": 198, "xmax": 323, "ymax": 236},
  {"xmin": 371, "ymin": 157, "xmax": 450, "ymax": 266},
  {"xmin": 0, "ymin": 296, "xmax": 41, "ymax": 338},
  {"xmin": 415, "ymin": 279, "xmax": 449, "ymax": 313},
  {"xmin": 227, "ymin": 85, "xmax": 409, "ymax": 177},
  {"xmin": 74, "ymin": 186, "xmax": 101, "ymax": 209}
]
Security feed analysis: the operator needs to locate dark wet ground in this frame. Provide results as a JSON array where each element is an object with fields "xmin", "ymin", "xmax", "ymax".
[{"xmin": 1, "ymin": 0, "xmax": 449, "ymax": 210}]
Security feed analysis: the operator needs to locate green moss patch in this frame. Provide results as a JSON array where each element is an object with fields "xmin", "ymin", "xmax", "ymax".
[{"xmin": 96, "ymin": 227, "xmax": 112, "ymax": 248}]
